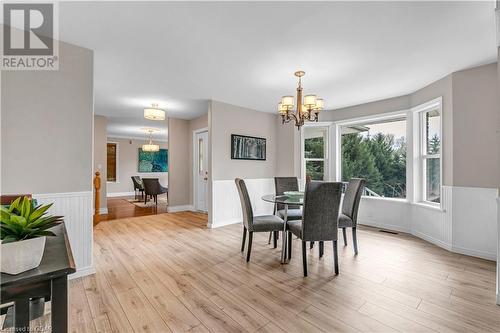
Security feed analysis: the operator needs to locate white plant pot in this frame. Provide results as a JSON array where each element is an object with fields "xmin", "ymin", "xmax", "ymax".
[{"xmin": 1, "ymin": 237, "xmax": 46, "ymax": 275}]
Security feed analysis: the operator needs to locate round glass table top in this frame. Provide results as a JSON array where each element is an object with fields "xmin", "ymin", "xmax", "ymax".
[{"xmin": 261, "ymin": 194, "xmax": 304, "ymax": 205}]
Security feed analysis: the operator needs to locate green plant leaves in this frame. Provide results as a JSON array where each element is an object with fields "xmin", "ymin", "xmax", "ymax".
[{"xmin": 1, "ymin": 196, "xmax": 63, "ymax": 243}]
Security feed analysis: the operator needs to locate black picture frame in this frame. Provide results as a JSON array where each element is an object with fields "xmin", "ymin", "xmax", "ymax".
[{"xmin": 231, "ymin": 134, "xmax": 266, "ymax": 161}]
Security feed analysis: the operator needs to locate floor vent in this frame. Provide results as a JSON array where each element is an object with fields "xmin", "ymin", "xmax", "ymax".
[{"xmin": 379, "ymin": 229, "xmax": 399, "ymax": 235}]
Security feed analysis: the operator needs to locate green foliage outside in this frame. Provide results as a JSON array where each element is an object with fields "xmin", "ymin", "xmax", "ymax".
[
  {"xmin": 304, "ymin": 137, "xmax": 325, "ymax": 180},
  {"xmin": 341, "ymin": 133, "xmax": 407, "ymax": 198}
]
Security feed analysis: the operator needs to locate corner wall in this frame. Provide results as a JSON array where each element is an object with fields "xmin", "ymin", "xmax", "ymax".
[
  {"xmin": 167, "ymin": 118, "xmax": 190, "ymax": 211},
  {"xmin": 1, "ymin": 41, "xmax": 95, "ymax": 277}
]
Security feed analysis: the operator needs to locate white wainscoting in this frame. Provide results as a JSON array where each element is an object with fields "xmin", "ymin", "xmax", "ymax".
[
  {"xmin": 33, "ymin": 191, "xmax": 95, "ymax": 278},
  {"xmin": 358, "ymin": 197, "xmax": 411, "ymax": 233},
  {"xmin": 497, "ymin": 197, "xmax": 499, "ymax": 305},
  {"xmin": 211, "ymin": 178, "xmax": 275, "ymax": 228}
]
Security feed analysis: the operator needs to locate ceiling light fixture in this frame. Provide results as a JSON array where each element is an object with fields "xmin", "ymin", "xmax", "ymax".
[
  {"xmin": 144, "ymin": 103, "xmax": 165, "ymax": 121},
  {"xmin": 142, "ymin": 128, "xmax": 160, "ymax": 152},
  {"xmin": 278, "ymin": 71, "xmax": 324, "ymax": 129}
]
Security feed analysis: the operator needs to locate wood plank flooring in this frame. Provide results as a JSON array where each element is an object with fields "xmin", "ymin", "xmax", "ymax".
[
  {"xmin": 96, "ymin": 197, "xmax": 168, "ymax": 223},
  {"xmin": 12, "ymin": 212, "xmax": 500, "ymax": 332}
]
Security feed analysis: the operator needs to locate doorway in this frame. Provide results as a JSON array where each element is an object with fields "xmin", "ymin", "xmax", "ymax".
[{"xmin": 194, "ymin": 130, "xmax": 208, "ymax": 212}]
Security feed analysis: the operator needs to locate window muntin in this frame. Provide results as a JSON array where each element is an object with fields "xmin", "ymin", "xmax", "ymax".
[
  {"xmin": 107, "ymin": 143, "xmax": 117, "ymax": 182},
  {"xmin": 341, "ymin": 117, "xmax": 407, "ymax": 198},
  {"xmin": 303, "ymin": 127, "xmax": 327, "ymax": 181}
]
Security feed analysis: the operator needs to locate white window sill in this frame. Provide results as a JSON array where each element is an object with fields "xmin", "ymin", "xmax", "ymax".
[
  {"xmin": 360, "ymin": 196, "xmax": 408, "ymax": 204},
  {"xmin": 411, "ymin": 201, "xmax": 444, "ymax": 212}
]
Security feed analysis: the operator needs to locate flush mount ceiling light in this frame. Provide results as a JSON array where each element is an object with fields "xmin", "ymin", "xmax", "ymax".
[
  {"xmin": 142, "ymin": 128, "xmax": 160, "ymax": 152},
  {"xmin": 144, "ymin": 103, "xmax": 165, "ymax": 121},
  {"xmin": 278, "ymin": 71, "xmax": 324, "ymax": 129}
]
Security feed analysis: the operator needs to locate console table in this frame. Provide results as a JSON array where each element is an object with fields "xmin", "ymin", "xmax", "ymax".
[{"xmin": 1, "ymin": 224, "xmax": 76, "ymax": 332}]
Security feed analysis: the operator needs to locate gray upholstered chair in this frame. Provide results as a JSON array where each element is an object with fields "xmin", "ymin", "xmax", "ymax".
[
  {"xmin": 235, "ymin": 178, "xmax": 285, "ymax": 262},
  {"xmin": 142, "ymin": 178, "xmax": 168, "ymax": 205},
  {"xmin": 131, "ymin": 176, "xmax": 144, "ymax": 200},
  {"xmin": 268, "ymin": 177, "xmax": 303, "ymax": 245},
  {"xmin": 286, "ymin": 181, "xmax": 342, "ymax": 277},
  {"xmin": 339, "ymin": 178, "xmax": 365, "ymax": 255}
]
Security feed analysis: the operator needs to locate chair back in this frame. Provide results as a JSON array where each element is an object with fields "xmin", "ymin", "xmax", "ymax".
[
  {"xmin": 142, "ymin": 178, "xmax": 161, "ymax": 195},
  {"xmin": 235, "ymin": 178, "xmax": 253, "ymax": 230},
  {"xmin": 131, "ymin": 176, "xmax": 144, "ymax": 190},
  {"xmin": 301, "ymin": 181, "xmax": 342, "ymax": 241},
  {"xmin": 341, "ymin": 178, "xmax": 365, "ymax": 224},
  {"xmin": 274, "ymin": 177, "xmax": 300, "ymax": 211}
]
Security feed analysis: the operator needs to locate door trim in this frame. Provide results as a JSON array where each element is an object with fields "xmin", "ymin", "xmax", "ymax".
[{"xmin": 193, "ymin": 127, "xmax": 209, "ymax": 212}]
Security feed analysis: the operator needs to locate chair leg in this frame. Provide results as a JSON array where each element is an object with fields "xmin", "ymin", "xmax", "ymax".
[
  {"xmin": 352, "ymin": 227, "xmax": 358, "ymax": 255},
  {"xmin": 319, "ymin": 241, "xmax": 324, "ymax": 258},
  {"xmin": 342, "ymin": 228, "xmax": 347, "ymax": 246},
  {"xmin": 246, "ymin": 232, "xmax": 253, "ymax": 262},
  {"xmin": 302, "ymin": 241, "xmax": 308, "ymax": 277},
  {"xmin": 310, "ymin": 241, "xmax": 314, "ymax": 249},
  {"xmin": 273, "ymin": 231, "xmax": 278, "ymax": 249},
  {"xmin": 287, "ymin": 231, "xmax": 292, "ymax": 259},
  {"xmin": 144, "ymin": 195, "xmax": 147, "ymax": 204},
  {"xmin": 333, "ymin": 240, "xmax": 339, "ymax": 275},
  {"xmin": 268, "ymin": 232, "xmax": 272, "ymax": 244},
  {"xmin": 241, "ymin": 227, "xmax": 247, "ymax": 252}
]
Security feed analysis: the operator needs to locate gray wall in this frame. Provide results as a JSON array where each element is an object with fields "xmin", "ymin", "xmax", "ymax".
[
  {"xmin": 168, "ymin": 118, "xmax": 190, "ymax": 206},
  {"xmin": 94, "ymin": 115, "xmax": 107, "ymax": 209},
  {"xmin": 1, "ymin": 41, "xmax": 94, "ymax": 194},
  {"xmin": 210, "ymin": 100, "xmax": 278, "ymax": 180},
  {"xmin": 452, "ymin": 63, "xmax": 498, "ymax": 189},
  {"xmin": 410, "ymin": 74, "xmax": 454, "ymax": 186},
  {"xmin": 106, "ymin": 137, "xmax": 168, "ymax": 194}
]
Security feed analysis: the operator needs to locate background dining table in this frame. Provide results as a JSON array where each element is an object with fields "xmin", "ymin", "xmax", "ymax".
[{"xmin": 261, "ymin": 194, "xmax": 304, "ymax": 264}]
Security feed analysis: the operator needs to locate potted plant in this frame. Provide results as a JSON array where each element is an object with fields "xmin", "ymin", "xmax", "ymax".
[{"xmin": 1, "ymin": 196, "xmax": 63, "ymax": 275}]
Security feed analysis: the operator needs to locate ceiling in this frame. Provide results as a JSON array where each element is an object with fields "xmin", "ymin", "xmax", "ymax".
[{"xmin": 59, "ymin": 1, "xmax": 497, "ymax": 139}]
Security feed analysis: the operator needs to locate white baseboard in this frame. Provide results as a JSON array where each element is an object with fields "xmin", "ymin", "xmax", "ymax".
[
  {"xmin": 358, "ymin": 219, "xmax": 411, "ymax": 233},
  {"xmin": 107, "ymin": 191, "xmax": 135, "ymax": 198},
  {"xmin": 451, "ymin": 245, "xmax": 496, "ymax": 261},
  {"xmin": 412, "ymin": 230, "xmax": 452, "ymax": 251},
  {"xmin": 208, "ymin": 219, "xmax": 241, "ymax": 229},
  {"xmin": 167, "ymin": 205, "xmax": 194, "ymax": 213},
  {"xmin": 69, "ymin": 265, "xmax": 95, "ymax": 279},
  {"xmin": 93, "ymin": 207, "xmax": 108, "ymax": 214}
]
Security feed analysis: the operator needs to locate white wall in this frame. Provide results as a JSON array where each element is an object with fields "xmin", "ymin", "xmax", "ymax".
[
  {"xmin": 94, "ymin": 115, "xmax": 107, "ymax": 212},
  {"xmin": 106, "ymin": 137, "xmax": 168, "ymax": 196},
  {"xmin": 1, "ymin": 41, "xmax": 94, "ymax": 277}
]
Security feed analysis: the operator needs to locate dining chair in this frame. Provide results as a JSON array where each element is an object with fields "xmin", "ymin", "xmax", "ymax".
[
  {"xmin": 286, "ymin": 181, "xmax": 342, "ymax": 277},
  {"xmin": 268, "ymin": 177, "xmax": 303, "ymax": 245},
  {"xmin": 339, "ymin": 178, "xmax": 365, "ymax": 255},
  {"xmin": 131, "ymin": 176, "xmax": 145, "ymax": 200},
  {"xmin": 235, "ymin": 178, "xmax": 285, "ymax": 262},
  {"xmin": 142, "ymin": 178, "xmax": 168, "ymax": 205}
]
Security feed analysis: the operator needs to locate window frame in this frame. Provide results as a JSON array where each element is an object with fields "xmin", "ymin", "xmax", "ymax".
[
  {"xmin": 301, "ymin": 123, "xmax": 331, "ymax": 182},
  {"xmin": 106, "ymin": 141, "xmax": 119, "ymax": 183},
  {"xmin": 335, "ymin": 112, "xmax": 409, "ymax": 200},
  {"xmin": 412, "ymin": 97, "xmax": 443, "ymax": 208}
]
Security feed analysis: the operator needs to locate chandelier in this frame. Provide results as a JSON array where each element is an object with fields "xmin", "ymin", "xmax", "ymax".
[
  {"xmin": 144, "ymin": 103, "xmax": 165, "ymax": 121},
  {"xmin": 142, "ymin": 128, "xmax": 160, "ymax": 152},
  {"xmin": 278, "ymin": 71, "xmax": 324, "ymax": 129}
]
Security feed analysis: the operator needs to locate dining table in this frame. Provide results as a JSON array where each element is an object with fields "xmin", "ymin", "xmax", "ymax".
[{"xmin": 261, "ymin": 194, "xmax": 304, "ymax": 264}]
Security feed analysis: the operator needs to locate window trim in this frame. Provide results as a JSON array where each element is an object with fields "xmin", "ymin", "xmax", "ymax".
[
  {"xmin": 106, "ymin": 141, "xmax": 119, "ymax": 183},
  {"xmin": 335, "ymin": 111, "xmax": 409, "ymax": 201},
  {"xmin": 411, "ymin": 97, "xmax": 443, "ymax": 208},
  {"xmin": 301, "ymin": 123, "xmax": 332, "ymax": 182}
]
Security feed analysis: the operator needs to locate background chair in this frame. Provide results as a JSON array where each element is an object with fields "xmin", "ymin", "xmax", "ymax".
[
  {"xmin": 339, "ymin": 178, "xmax": 365, "ymax": 255},
  {"xmin": 268, "ymin": 177, "xmax": 303, "ymax": 245},
  {"xmin": 142, "ymin": 178, "xmax": 168, "ymax": 205},
  {"xmin": 286, "ymin": 181, "xmax": 342, "ymax": 277},
  {"xmin": 131, "ymin": 176, "xmax": 145, "ymax": 200},
  {"xmin": 235, "ymin": 178, "xmax": 285, "ymax": 262}
]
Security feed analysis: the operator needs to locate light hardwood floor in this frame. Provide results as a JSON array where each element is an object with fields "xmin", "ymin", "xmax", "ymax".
[{"xmin": 71, "ymin": 212, "xmax": 498, "ymax": 332}]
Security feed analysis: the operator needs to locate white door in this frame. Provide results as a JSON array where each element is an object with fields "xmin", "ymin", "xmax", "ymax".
[{"xmin": 194, "ymin": 131, "xmax": 209, "ymax": 212}]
